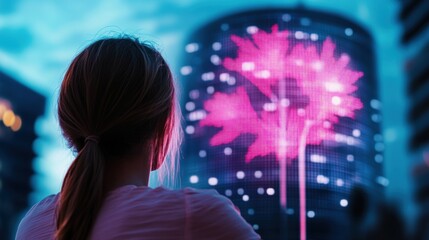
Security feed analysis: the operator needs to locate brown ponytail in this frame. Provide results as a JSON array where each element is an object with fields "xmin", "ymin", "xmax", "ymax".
[
  {"xmin": 55, "ymin": 37, "xmax": 179, "ymax": 239},
  {"xmin": 56, "ymin": 138, "xmax": 104, "ymax": 239}
]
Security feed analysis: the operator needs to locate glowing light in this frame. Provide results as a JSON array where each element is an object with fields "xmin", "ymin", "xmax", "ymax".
[
  {"xmin": 375, "ymin": 142, "xmax": 384, "ymax": 152},
  {"xmin": 201, "ymin": 72, "xmax": 215, "ymax": 81},
  {"xmin": 345, "ymin": 28, "xmax": 353, "ymax": 36},
  {"xmin": 241, "ymin": 62, "xmax": 255, "ymax": 71},
  {"xmin": 246, "ymin": 26, "xmax": 259, "ymax": 34},
  {"xmin": 331, "ymin": 96, "xmax": 342, "ymax": 105},
  {"xmin": 225, "ymin": 189, "xmax": 232, "ymax": 196},
  {"xmin": 310, "ymin": 154, "xmax": 326, "ymax": 163},
  {"xmin": 189, "ymin": 90, "xmax": 199, "ymax": 99},
  {"xmin": 374, "ymin": 134, "xmax": 383, "ymax": 142},
  {"xmin": 263, "ymin": 103, "xmax": 277, "ymax": 111},
  {"xmin": 287, "ymin": 208, "xmax": 294, "ymax": 215},
  {"xmin": 311, "ymin": 61, "xmax": 324, "ymax": 71},
  {"xmin": 376, "ymin": 176, "xmax": 389, "ymax": 187},
  {"xmin": 307, "ymin": 211, "xmax": 315, "ymax": 218},
  {"xmin": 189, "ymin": 175, "xmax": 199, "ymax": 184},
  {"xmin": 254, "ymin": 170, "xmax": 263, "ymax": 178},
  {"xmin": 325, "ymin": 81, "xmax": 343, "ymax": 92},
  {"xmin": 266, "ymin": 188, "xmax": 275, "ymax": 195},
  {"xmin": 219, "ymin": 73, "xmax": 230, "ymax": 82},
  {"xmin": 282, "ymin": 14, "xmax": 291, "ymax": 22},
  {"xmin": 210, "ymin": 55, "xmax": 221, "ymax": 65},
  {"xmin": 185, "ymin": 102, "xmax": 195, "ymax": 111},
  {"xmin": 0, "ymin": 104, "xmax": 7, "ymax": 118},
  {"xmin": 336, "ymin": 179, "xmax": 344, "ymax": 187},
  {"xmin": 198, "ymin": 150, "xmax": 207, "ymax": 158},
  {"xmin": 3, "ymin": 110, "xmax": 15, "ymax": 127},
  {"xmin": 180, "ymin": 66, "xmax": 192, "ymax": 75},
  {"xmin": 237, "ymin": 188, "xmax": 244, "ymax": 195},
  {"xmin": 185, "ymin": 126, "xmax": 195, "ymax": 134},
  {"xmin": 295, "ymin": 59, "xmax": 304, "ymax": 66},
  {"xmin": 253, "ymin": 224, "xmax": 259, "ymax": 230},
  {"xmin": 295, "ymin": 31, "xmax": 305, "ymax": 39},
  {"xmin": 254, "ymin": 70, "xmax": 271, "ymax": 79},
  {"xmin": 375, "ymin": 154, "xmax": 383, "ymax": 163},
  {"xmin": 185, "ymin": 43, "xmax": 199, "ymax": 53},
  {"xmin": 371, "ymin": 114, "xmax": 381, "ymax": 122},
  {"xmin": 280, "ymin": 98, "xmax": 290, "ymax": 107},
  {"xmin": 248, "ymin": 209, "xmax": 255, "ymax": 215},
  {"xmin": 188, "ymin": 110, "xmax": 206, "ymax": 121},
  {"xmin": 257, "ymin": 187, "xmax": 264, "ymax": 195},
  {"xmin": 221, "ymin": 23, "xmax": 229, "ymax": 31},
  {"xmin": 236, "ymin": 171, "xmax": 245, "ymax": 179},
  {"xmin": 242, "ymin": 195, "xmax": 249, "ymax": 201},
  {"xmin": 316, "ymin": 175, "xmax": 329, "ymax": 184},
  {"xmin": 340, "ymin": 199, "xmax": 348, "ymax": 207},
  {"xmin": 224, "ymin": 147, "xmax": 232, "ymax": 155},
  {"xmin": 206, "ymin": 86, "xmax": 215, "ymax": 94},
  {"xmin": 352, "ymin": 129, "xmax": 361, "ymax": 137},
  {"xmin": 227, "ymin": 77, "xmax": 236, "ymax": 85},
  {"xmin": 370, "ymin": 99, "xmax": 381, "ymax": 109},
  {"xmin": 212, "ymin": 42, "xmax": 222, "ymax": 51},
  {"xmin": 199, "ymin": 26, "xmax": 364, "ymax": 235},
  {"xmin": 11, "ymin": 116, "xmax": 22, "ymax": 131},
  {"xmin": 208, "ymin": 177, "xmax": 218, "ymax": 186},
  {"xmin": 310, "ymin": 33, "xmax": 319, "ymax": 41}
]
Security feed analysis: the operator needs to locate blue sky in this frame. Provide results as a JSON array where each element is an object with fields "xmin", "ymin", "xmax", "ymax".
[{"xmin": 0, "ymin": 0, "xmax": 410, "ymax": 212}]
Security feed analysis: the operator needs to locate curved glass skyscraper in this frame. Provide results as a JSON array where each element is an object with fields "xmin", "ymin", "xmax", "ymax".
[{"xmin": 179, "ymin": 8, "xmax": 385, "ymax": 240}]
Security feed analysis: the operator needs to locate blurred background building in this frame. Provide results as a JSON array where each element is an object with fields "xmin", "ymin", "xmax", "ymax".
[
  {"xmin": 399, "ymin": 0, "xmax": 429, "ymax": 239},
  {"xmin": 0, "ymin": 0, "xmax": 412, "ymax": 239},
  {"xmin": 0, "ymin": 71, "xmax": 45, "ymax": 240},
  {"xmin": 180, "ymin": 8, "xmax": 385, "ymax": 239}
]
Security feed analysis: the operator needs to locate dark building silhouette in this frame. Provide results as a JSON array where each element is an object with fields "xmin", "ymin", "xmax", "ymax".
[
  {"xmin": 0, "ymin": 71, "xmax": 45, "ymax": 240},
  {"xmin": 399, "ymin": 1, "xmax": 429, "ymax": 239},
  {"xmin": 180, "ymin": 8, "xmax": 385, "ymax": 240}
]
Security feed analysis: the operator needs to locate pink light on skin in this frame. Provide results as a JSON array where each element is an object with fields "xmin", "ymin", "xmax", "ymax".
[{"xmin": 200, "ymin": 25, "xmax": 363, "ymax": 240}]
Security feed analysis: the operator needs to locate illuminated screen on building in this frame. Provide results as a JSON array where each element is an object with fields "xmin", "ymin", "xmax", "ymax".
[{"xmin": 179, "ymin": 8, "xmax": 385, "ymax": 240}]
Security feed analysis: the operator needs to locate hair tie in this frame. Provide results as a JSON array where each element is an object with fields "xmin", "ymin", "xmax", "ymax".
[{"xmin": 85, "ymin": 135, "xmax": 99, "ymax": 144}]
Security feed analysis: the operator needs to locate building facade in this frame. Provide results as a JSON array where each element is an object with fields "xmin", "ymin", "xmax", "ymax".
[
  {"xmin": 179, "ymin": 8, "xmax": 385, "ymax": 240},
  {"xmin": 0, "ymin": 71, "xmax": 45, "ymax": 240},
  {"xmin": 399, "ymin": 0, "xmax": 429, "ymax": 239}
]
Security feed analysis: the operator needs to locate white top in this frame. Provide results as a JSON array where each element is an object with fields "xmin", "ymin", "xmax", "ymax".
[{"xmin": 16, "ymin": 185, "xmax": 261, "ymax": 240}]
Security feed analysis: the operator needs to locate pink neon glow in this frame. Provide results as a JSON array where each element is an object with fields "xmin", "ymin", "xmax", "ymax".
[{"xmin": 199, "ymin": 25, "xmax": 363, "ymax": 240}]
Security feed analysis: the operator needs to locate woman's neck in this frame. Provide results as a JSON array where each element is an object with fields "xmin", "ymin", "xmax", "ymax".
[{"xmin": 103, "ymin": 147, "xmax": 152, "ymax": 193}]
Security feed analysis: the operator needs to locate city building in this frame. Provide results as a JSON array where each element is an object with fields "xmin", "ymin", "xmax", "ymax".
[
  {"xmin": 0, "ymin": 71, "xmax": 45, "ymax": 240},
  {"xmin": 179, "ymin": 8, "xmax": 385, "ymax": 240},
  {"xmin": 399, "ymin": 0, "xmax": 429, "ymax": 238}
]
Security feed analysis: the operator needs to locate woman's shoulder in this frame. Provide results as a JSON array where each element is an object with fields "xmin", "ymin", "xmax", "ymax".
[
  {"xmin": 16, "ymin": 194, "xmax": 59, "ymax": 240},
  {"xmin": 22, "ymin": 194, "xmax": 59, "ymax": 219}
]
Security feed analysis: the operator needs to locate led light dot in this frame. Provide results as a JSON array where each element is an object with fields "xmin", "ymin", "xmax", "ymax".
[
  {"xmin": 266, "ymin": 188, "xmax": 275, "ymax": 195},
  {"xmin": 208, "ymin": 177, "xmax": 218, "ymax": 186},
  {"xmin": 185, "ymin": 126, "xmax": 195, "ymax": 134},
  {"xmin": 242, "ymin": 195, "xmax": 249, "ymax": 201},
  {"xmin": 189, "ymin": 175, "xmax": 199, "ymax": 184},
  {"xmin": 198, "ymin": 150, "xmax": 207, "ymax": 158},
  {"xmin": 224, "ymin": 147, "xmax": 232, "ymax": 155},
  {"xmin": 236, "ymin": 171, "xmax": 245, "ymax": 179}
]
